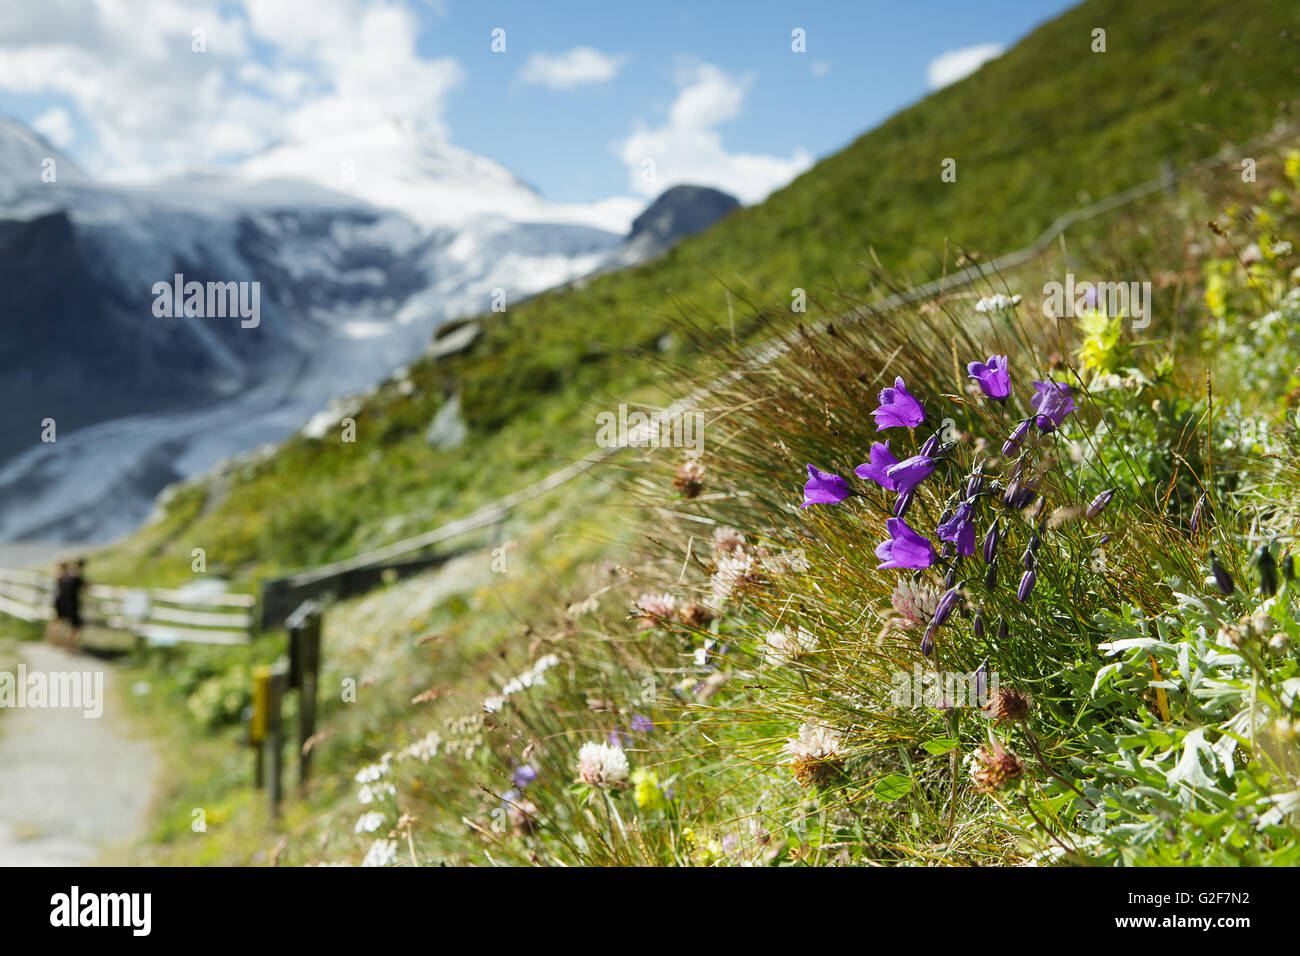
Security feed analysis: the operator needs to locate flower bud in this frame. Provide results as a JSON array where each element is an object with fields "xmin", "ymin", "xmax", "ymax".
[
  {"xmin": 1002, "ymin": 418, "xmax": 1033, "ymax": 456},
  {"xmin": 1085, "ymin": 488, "xmax": 1116, "ymax": 520},
  {"xmin": 932, "ymin": 585, "xmax": 962, "ymax": 628},
  {"xmin": 984, "ymin": 556, "xmax": 998, "ymax": 590},
  {"xmin": 972, "ymin": 609, "xmax": 985, "ymax": 640},
  {"xmin": 1016, "ymin": 568, "xmax": 1037, "ymax": 602},
  {"xmin": 982, "ymin": 521, "xmax": 1000, "ymax": 564},
  {"xmin": 996, "ymin": 617, "xmax": 1009, "ymax": 642},
  {"xmin": 1255, "ymin": 545, "xmax": 1279, "ymax": 598},
  {"xmin": 1210, "ymin": 551, "xmax": 1235, "ymax": 596}
]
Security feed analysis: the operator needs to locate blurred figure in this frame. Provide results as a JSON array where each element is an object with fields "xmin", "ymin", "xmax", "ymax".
[
  {"xmin": 47, "ymin": 561, "xmax": 70, "ymax": 646},
  {"xmin": 48, "ymin": 559, "xmax": 86, "ymax": 650}
]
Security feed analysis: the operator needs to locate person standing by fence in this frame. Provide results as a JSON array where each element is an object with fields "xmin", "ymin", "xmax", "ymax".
[{"xmin": 47, "ymin": 559, "xmax": 86, "ymax": 651}]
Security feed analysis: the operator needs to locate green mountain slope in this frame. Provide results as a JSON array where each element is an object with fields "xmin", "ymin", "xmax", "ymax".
[{"xmin": 100, "ymin": 0, "xmax": 1300, "ymax": 587}]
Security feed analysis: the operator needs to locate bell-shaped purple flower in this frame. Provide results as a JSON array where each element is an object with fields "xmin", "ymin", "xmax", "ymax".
[
  {"xmin": 1031, "ymin": 380, "xmax": 1075, "ymax": 432},
  {"xmin": 921, "ymin": 619, "xmax": 938, "ymax": 657},
  {"xmin": 982, "ymin": 521, "xmax": 1000, "ymax": 565},
  {"xmin": 1002, "ymin": 417, "xmax": 1033, "ymax": 456},
  {"xmin": 875, "ymin": 517, "xmax": 936, "ymax": 570},
  {"xmin": 885, "ymin": 454, "xmax": 935, "ymax": 497},
  {"xmin": 1016, "ymin": 568, "xmax": 1037, "ymax": 602},
  {"xmin": 936, "ymin": 501, "xmax": 977, "ymax": 557},
  {"xmin": 967, "ymin": 355, "xmax": 1010, "ymax": 401},
  {"xmin": 801, "ymin": 464, "xmax": 852, "ymax": 507},
  {"xmin": 932, "ymin": 585, "xmax": 962, "ymax": 627},
  {"xmin": 1085, "ymin": 489, "xmax": 1115, "ymax": 520},
  {"xmin": 872, "ymin": 376, "xmax": 926, "ymax": 430},
  {"xmin": 893, "ymin": 489, "xmax": 915, "ymax": 517},
  {"xmin": 853, "ymin": 440, "xmax": 899, "ymax": 491},
  {"xmin": 984, "ymin": 556, "xmax": 999, "ymax": 590},
  {"xmin": 920, "ymin": 433, "xmax": 941, "ymax": 457}
]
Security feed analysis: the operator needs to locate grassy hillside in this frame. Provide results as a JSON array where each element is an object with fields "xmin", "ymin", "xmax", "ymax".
[{"xmin": 96, "ymin": 0, "xmax": 1300, "ymax": 590}]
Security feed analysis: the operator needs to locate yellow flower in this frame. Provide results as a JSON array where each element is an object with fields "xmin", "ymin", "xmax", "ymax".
[
  {"xmin": 1285, "ymin": 150, "xmax": 1300, "ymax": 186},
  {"xmin": 1076, "ymin": 308, "xmax": 1123, "ymax": 373},
  {"xmin": 1205, "ymin": 272, "xmax": 1228, "ymax": 319},
  {"xmin": 631, "ymin": 768, "xmax": 667, "ymax": 811}
]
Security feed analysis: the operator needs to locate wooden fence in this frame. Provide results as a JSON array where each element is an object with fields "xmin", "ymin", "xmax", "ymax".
[{"xmin": 0, "ymin": 567, "xmax": 254, "ymax": 646}]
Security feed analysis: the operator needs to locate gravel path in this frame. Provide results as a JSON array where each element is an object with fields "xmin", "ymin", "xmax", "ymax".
[{"xmin": 0, "ymin": 642, "xmax": 157, "ymax": 865}]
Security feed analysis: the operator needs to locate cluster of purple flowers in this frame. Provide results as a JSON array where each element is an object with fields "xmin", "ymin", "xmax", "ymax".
[{"xmin": 799, "ymin": 357, "xmax": 1090, "ymax": 655}]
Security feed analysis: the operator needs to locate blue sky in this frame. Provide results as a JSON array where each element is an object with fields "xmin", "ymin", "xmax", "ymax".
[{"xmin": 0, "ymin": 0, "xmax": 1076, "ymax": 209}]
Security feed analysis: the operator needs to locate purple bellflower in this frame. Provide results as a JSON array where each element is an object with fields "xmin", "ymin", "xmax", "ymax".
[
  {"xmin": 854, "ymin": 441, "xmax": 899, "ymax": 490},
  {"xmin": 936, "ymin": 501, "xmax": 977, "ymax": 557},
  {"xmin": 875, "ymin": 518, "xmax": 936, "ymax": 570},
  {"xmin": 968, "ymin": 355, "xmax": 1010, "ymax": 401},
  {"xmin": 872, "ymin": 377, "xmax": 926, "ymax": 430},
  {"xmin": 1031, "ymin": 380, "xmax": 1075, "ymax": 432},
  {"xmin": 801, "ymin": 464, "xmax": 852, "ymax": 507}
]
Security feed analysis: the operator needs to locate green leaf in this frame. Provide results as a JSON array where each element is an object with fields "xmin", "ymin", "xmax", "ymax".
[
  {"xmin": 873, "ymin": 773, "xmax": 914, "ymax": 802},
  {"xmin": 922, "ymin": 738, "xmax": 959, "ymax": 756}
]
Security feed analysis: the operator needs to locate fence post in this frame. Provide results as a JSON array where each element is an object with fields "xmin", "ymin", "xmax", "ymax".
[
  {"xmin": 267, "ymin": 660, "xmax": 288, "ymax": 817},
  {"xmin": 285, "ymin": 599, "xmax": 323, "ymax": 792},
  {"xmin": 251, "ymin": 667, "xmax": 269, "ymax": 789}
]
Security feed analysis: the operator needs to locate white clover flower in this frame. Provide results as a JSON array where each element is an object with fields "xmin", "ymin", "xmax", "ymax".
[
  {"xmin": 635, "ymin": 591, "xmax": 677, "ymax": 625},
  {"xmin": 576, "ymin": 741, "xmax": 630, "ymax": 788},
  {"xmin": 710, "ymin": 550, "xmax": 759, "ymax": 605},
  {"xmin": 890, "ymin": 578, "xmax": 941, "ymax": 629},
  {"xmin": 361, "ymin": 838, "xmax": 399, "ymax": 868},
  {"xmin": 354, "ymin": 812, "xmax": 386, "ymax": 834},
  {"xmin": 974, "ymin": 293, "xmax": 1022, "ymax": 313},
  {"xmin": 711, "ymin": 526, "xmax": 747, "ymax": 555},
  {"xmin": 783, "ymin": 723, "xmax": 844, "ymax": 763},
  {"xmin": 763, "ymin": 626, "xmax": 817, "ymax": 665}
]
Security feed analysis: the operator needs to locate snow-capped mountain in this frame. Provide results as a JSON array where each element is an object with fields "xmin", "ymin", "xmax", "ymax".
[
  {"xmin": 236, "ymin": 120, "xmax": 641, "ymax": 234},
  {"xmin": 0, "ymin": 116, "xmax": 629, "ymax": 543}
]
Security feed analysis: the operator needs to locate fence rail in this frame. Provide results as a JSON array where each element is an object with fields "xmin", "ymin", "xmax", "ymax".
[{"xmin": 0, "ymin": 567, "xmax": 254, "ymax": 646}]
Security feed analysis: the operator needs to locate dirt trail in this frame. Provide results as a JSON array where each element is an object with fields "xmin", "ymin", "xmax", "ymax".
[{"xmin": 0, "ymin": 642, "xmax": 157, "ymax": 865}]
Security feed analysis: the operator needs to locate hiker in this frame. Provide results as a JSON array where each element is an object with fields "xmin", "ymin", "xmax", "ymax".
[
  {"xmin": 49, "ymin": 559, "xmax": 86, "ymax": 650},
  {"xmin": 47, "ymin": 562, "xmax": 71, "ymax": 646}
]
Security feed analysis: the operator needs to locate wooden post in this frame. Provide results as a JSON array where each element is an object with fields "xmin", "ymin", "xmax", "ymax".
[
  {"xmin": 286, "ymin": 599, "xmax": 323, "ymax": 791},
  {"xmin": 267, "ymin": 660, "xmax": 288, "ymax": 817},
  {"xmin": 251, "ymin": 667, "xmax": 270, "ymax": 789}
]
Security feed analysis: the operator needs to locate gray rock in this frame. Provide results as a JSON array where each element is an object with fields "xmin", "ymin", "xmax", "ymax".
[{"xmin": 426, "ymin": 393, "xmax": 468, "ymax": 450}]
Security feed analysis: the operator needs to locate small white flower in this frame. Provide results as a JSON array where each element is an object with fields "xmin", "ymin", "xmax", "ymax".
[
  {"xmin": 783, "ymin": 723, "xmax": 843, "ymax": 763},
  {"xmin": 398, "ymin": 731, "xmax": 441, "ymax": 762},
  {"xmin": 361, "ymin": 838, "xmax": 399, "ymax": 867},
  {"xmin": 354, "ymin": 811, "xmax": 385, "ymax": 834},
  {"xmin": 576, "ymin": 741, "xmax": 630, "ymax": 788},
  {"xmin": 635, "ymin": 591, "xmax": 677, "ymax": 625},
  {"xmin": 763, "ymin": 626, "xmax": 817, "ymax": 665},
  {"xmin": 711, "ymin": 526, "xmax": 747, "ymax": 555},
  {"xmin": 358, "ymin": 781, "xmax": 396, "ymax": 804},
  {"xmin": 974, "ymin": 293, "xmax": 1021, "ymax": 313}
]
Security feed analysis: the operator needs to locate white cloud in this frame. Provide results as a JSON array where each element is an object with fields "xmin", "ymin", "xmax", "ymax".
[
  {"xmin": 616, "ymin": 64, "xmax": 812, "ymax": 204},
  {"xmin": 926, "ymin": 43, "xmax": 1003, "ymax": 90},
  {"xmin": 0, "ymin": 0, "xmax": 462, "ymax": 180},
  {"xmin": 519, "ymin": 47, "xmax": 625, "ymax": 90},
  {"xmin": 31, "ymin": 106, "xmax": 75, "ymax": 147}
]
